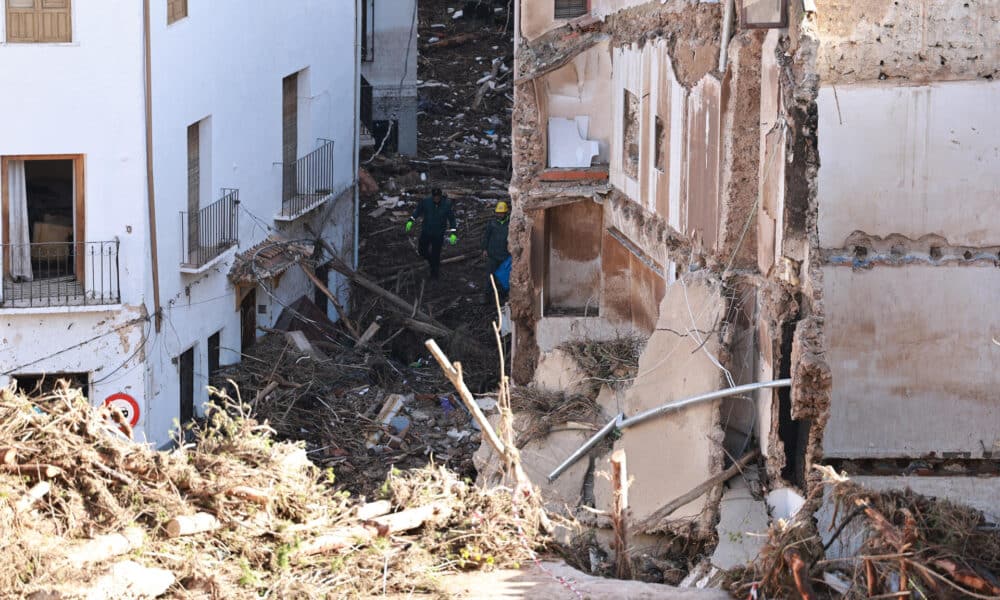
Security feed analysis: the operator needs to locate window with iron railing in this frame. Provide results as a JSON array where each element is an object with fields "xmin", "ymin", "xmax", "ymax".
[
  {"xmin": 280, "ymin": 140, "xmax": 336, "ymax": 218},
  {"xmin": 0, "ymin": 240, "xmax": 120, "ymax": 308},
  {"xmin": 180, "ymin": 188, "xmax": 240, "ymax": 269}
]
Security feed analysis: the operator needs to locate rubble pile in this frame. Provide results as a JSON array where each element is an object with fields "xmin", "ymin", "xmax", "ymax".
[
  {"xmin": 214, "ymin": 332, "xmax": 489, "ymax": 497},
  {"xmin": 0, "ymin": 382, "xmax": 545, "ymax": 598},
  {"xmin": 356, "ymin": 0, "xmax": 515, "ymax": 392},
  {"xmin": 728, "ymin": 466, "xmax": 1000, "ymax": 599}
]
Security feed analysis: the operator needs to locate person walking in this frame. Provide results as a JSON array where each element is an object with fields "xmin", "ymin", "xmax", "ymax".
[
  {"xmin": 481, "ymin": 201, "xmax": 511, "ymax": 303},
  {"xmin": 406, "ymin": 187, "xmax": 457, "ymax": 279}
]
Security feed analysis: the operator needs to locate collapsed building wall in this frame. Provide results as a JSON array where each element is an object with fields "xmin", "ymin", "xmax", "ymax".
[
  {"xmin": 809, "ymin": 0, "xmax": 1000, "ymax": 497},
  {"xmin": 508, "ymin": 0, "xmax": 795, "ymax": 558}
]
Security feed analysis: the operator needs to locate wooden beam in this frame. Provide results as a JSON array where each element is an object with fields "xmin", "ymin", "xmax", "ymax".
[{"xmin": 298, "ymin": 262, "xmax": 362, "ymax": 339}]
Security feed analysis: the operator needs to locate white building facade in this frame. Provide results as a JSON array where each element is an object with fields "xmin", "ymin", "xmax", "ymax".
[
  {"xmin": 0, "ymin": 0, "xmax": 359, "ymax": 446},
  {"xmin": 360, "ymin": 0, "xmax": 418, "ymax": 155}
]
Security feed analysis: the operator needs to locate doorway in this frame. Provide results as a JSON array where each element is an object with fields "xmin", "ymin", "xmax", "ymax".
[
  {"xmin": 179, "ymin": 347, "xmax": 195, "ymax": 424},
  {"xmin": 240, "ymin": 288, "xmax": 257, "ymax": 352}
]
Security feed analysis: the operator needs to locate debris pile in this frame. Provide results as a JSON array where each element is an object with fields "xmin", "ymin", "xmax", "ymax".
[
  {"xmin": 727, "ymin": 466, "xmax": 1000, "ymax": 599},
  {"xmin": 0, "ymin": 381, "xmax": 546, "ymax": 598},
  {"xmin": 214, "ymin": 331, "xmax": 487, "ymax": 497},
  {"xmin": 354, "ymin": 0, "xmax": 515, "ymax": 394}
]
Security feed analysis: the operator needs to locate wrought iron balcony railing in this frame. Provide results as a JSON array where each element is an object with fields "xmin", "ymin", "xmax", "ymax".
[
  {"xmin": 281, "ymin": 140, "xmax": 335, "ymax": 218},
  {"xmin": 0, "ymin": 240, "xmax": 121, "ymax": 308},
  {"xmin": 181, "ymin": 188, "xmax": 240, "ymax": 269}
]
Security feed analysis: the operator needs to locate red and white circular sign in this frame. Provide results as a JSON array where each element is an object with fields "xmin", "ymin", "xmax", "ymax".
[{"xmin": 103, "ymin": 393, "xmax": 140, "ymax": 427}]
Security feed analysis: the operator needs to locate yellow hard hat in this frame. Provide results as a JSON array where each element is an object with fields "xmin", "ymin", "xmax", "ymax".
[{"xmin": 495, "ymin": 201, "xmax": 510, "ymax": 214}]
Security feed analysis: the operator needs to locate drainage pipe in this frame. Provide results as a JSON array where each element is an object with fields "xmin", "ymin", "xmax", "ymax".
[{"xmin": 547, "ymin": 378, "xmax": 792, "ymax": 482}]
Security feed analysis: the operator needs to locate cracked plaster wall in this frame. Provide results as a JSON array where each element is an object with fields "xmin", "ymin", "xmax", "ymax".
[{"xmin": 813, "ymin": 1, "xmax": 1000, "ymax": 469}]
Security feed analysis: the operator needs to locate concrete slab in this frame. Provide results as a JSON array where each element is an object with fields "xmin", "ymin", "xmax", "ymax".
[
  {"xmin": 413, "ymin": 561, "xmax": 732, "ymax": 599},
  {"xmin": 533, "ymin": 348, "xmax": 590, "ymax": 396},
  {"xmin": 474, "ymin": 413, "xmax": 590, "ymax": 514},
  {"xmin": 710, "ymin": 479, "xmax": 769, "ymax": 570},
  {"xmin": 822, "ymin": 264, "xmax": 1000, "ymax": 458},
  {"xmin": 618, "ymin": 274, "xmax": 727, "ymax": 532}
]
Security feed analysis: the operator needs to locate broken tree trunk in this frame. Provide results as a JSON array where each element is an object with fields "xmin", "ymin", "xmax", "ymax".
[
  {"xmin": 355, "ymin": 500, "xmax": 393, "ymax": 520},
  {"xmin": 425, "ymin": 32, "xmax": 477, "ymax": 49},
  {"xmin": 3, "ymin": 463, "xmax": 62, "ymax": 479},
  {"xmin": 636, "ymin": 449, "xmax": 760, "ymax": 533},
  {"xmin": 310, "ymin": 234, "xmax": 453, "ymax": 337},
  {"xmin": 166, "ymin": 512, "xmax": 221, "ymax": 538},
  {"xmin": 355, "ymin": 321, "xmax": 381, "ymax": 348},
  {"xmin": 425, "ymin": 339, "xmax": 505, "ymax": 455},
  {"xmin": 784, "ymin": 548, "xmax": 817, "ymax": 600},
  {"xmin": 65, "ymin": 528, "xmax": 145, "ymax": 568},
  {"xmin": 296, "ymin": 502, "xmax": 453, "ymax": 557},
  {"xmin": 15, "ymin": 481, "xmax": 50, "ymax": 513},
  {"xmin": 611, "ymin": 450, "xmax": 631, "ymax": 580},
  {"xmin": 226, "ymin": 486, "xmax": 270, "ymax": 506},
  {"xmin": 298, "ymin": 263, "xmax": 362, "ymax": 340}
]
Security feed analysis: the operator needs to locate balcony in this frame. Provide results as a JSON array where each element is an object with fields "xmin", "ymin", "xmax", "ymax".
[
  {"xmin": 180, "ymin": 189, "xmax": 240, "ymax": 273},
  {"xmin": 0, "ymin": 241, "xmax": 121, "ymax": 309},
  {"xmin": 278, "ymin": 140, "xmax": 336, "ymax": 220}
]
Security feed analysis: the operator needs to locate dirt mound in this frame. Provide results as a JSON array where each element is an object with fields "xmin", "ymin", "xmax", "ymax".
[{"xmin": 0, "ymin": 381, "xmax": 545, "ymax": 598}]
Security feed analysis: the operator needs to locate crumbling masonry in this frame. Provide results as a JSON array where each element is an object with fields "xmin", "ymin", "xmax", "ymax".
[{"xmin": 505, "ymin": 0, "xmax": 1000, "ymax": 560}]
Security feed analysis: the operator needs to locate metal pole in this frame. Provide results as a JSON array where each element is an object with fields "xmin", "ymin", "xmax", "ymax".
[
  {"xmin": 620, "ymin": 379, "xmax": 791, "ymax": 429},
  {"xmin": 548, "ymin": 413, "xmax": 621, "ymax": 482},
  {"xmin": 718, "ymin": 0, "xmax": 735, "ymax": 73},
  {"xmin": 547, "ymin": 379, "xmax": 792, "ymax": 482}
]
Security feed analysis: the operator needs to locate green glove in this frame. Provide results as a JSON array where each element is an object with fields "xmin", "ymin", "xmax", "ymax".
[
  {"xmin": 405, "ymin": 219, "xmax": 414, "ymax": 233},
  {"xmin": 448, "ymin": 233, "xmax": 458, "ymax": 246}
]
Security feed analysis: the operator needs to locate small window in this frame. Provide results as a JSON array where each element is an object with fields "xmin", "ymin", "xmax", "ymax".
[
  {"xmin": 554, "ymin": 0, "xmax": 587, "ymax": 20},
  {"xmin": 167, "ymin": 0, "xmax": 187, "ymax": 24},
  {"xmin": 5, "ymin": 0, "xmax": 71, "ymax": 43}
]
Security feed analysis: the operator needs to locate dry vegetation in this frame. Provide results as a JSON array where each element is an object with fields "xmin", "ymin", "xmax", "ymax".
[
  {"xmin": 0, "ymin": 381, "xmax": 546, "ymax": 599},
  {"xmin": 727, "ymin": 466, "xmax": 1000, "ymax": 599},
  {"xmin": 560, "ymin": 334, "xmax": 647, "ymax": 394}
]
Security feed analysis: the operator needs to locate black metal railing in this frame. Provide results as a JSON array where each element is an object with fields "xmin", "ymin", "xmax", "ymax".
[
  {"xmin": 281, "ymin": 140, "xmax": 335, "ymax": 217},
  {"xmin": 0, "ymin": 240, "xmax": 120, "ymax": 308},
  {"xmin": 180, "ymin": 188, "xmax": 240, "ymax": 269}
]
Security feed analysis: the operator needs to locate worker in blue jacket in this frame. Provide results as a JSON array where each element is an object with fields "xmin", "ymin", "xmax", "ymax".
[
  {"xmin": 481, "ymin": 201, "xmax": 511, "ymax": 303},
  {"xmin": 406, "ymin": 187, "xmax": 457, "ymax": 279}
]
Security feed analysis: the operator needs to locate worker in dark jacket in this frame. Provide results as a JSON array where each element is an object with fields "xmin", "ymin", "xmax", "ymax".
[
  {"xmin": 406, "ymin": 187, "xmax": 457, "ymax": 279},
  {"xmin": 480, "ymin": 201, "xmax": 511, "ymax": 303}
]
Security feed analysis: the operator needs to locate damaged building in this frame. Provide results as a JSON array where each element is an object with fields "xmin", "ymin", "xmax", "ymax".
[
  {"xmin": 507, "ymin": 0, "xmax": 1000, "ymax": 565},
  {"xmin": 0, "ymin": 0, "xmax": 359, "ymax": 446},
  {"xmin": 360, "ymin": 0, "xmax": 419, "ymax": 156}
]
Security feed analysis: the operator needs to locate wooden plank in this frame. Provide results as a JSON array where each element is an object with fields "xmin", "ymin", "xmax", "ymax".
[
  {"xmin": 74, "ymin": 155, "xmax": 85, "ymax": 282},
  {"xmin": 1, "ymin": 157, "xmax": 9, "ymax": 277}
]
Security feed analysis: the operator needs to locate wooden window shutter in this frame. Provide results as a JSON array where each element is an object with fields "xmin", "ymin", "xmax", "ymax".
[
  {"xmin": 6, "ymin": 0, "xmax": 71, "ymax": 43},
  {"xmin": 187, "ymin": 123, "xmax": 201, "ymax": 252},
  {"xmin": 282, "ymin": 73, "xmax": 299, "ymax": 199},
  {"xmin": 554, "ymin": 0, "xmax": 587, "ymax": 19},
  {"xmin": 167, "ymin": 0, "xmax": 187, "ymax": 24}
]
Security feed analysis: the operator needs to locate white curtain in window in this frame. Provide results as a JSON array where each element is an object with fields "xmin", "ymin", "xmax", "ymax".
[{"xmin": 8, "ymin": 160, "xmax": 33, "ymax": 282}]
